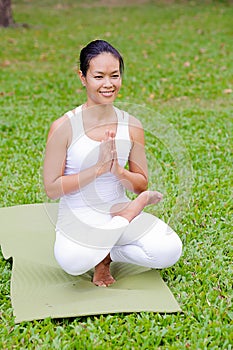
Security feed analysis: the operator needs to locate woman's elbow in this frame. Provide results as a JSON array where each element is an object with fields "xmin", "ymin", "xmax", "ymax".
[{"xmin": 44, "ymin": 185, "xmax": 60, "ymax": 201}]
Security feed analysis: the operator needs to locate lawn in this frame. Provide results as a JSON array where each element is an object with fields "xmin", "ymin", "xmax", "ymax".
[{"xmin": 0, "ymin": 0, "xmax": 232, "ymax": 348}]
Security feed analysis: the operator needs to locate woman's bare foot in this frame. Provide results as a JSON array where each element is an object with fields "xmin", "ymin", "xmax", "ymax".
[
  {"xmin": 93, "ymin": 253, "xmax": 115, "ymax": 287},
  {"xmin": 146, "ymin": 190, "xmax": 163, "ymax": 205},
  {"xmin": 110, "ymin": 190, "xmax": 163, "ymax": 222}
]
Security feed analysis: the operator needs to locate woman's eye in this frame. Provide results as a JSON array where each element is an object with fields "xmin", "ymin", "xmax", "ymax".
[
  {"xmin": 95, "ymin": 76, "xmax": 103, "ymax": 79},
  {"xmin": 112, "ymin": 75, "xmax": 119, "ymax": 78}
]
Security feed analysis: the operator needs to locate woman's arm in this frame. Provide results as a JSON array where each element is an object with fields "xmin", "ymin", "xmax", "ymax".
[
  {"xmin": 43, "ymin": 116, "xmax": 113, "ymax": 200},
  {"xmin": 110, "ymin": 115, "xmax": 148, "ymax": 194}
]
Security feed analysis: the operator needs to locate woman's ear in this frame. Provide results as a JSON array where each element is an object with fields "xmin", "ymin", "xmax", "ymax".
[{"xmin": 78, "ymin": 70, "xmax": 86, "ymax": 87}]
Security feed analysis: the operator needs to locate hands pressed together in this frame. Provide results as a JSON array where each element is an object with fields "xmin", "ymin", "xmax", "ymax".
[{"xmin": 97, "ymin": 130, "xmax": 122, "ymax": 176}]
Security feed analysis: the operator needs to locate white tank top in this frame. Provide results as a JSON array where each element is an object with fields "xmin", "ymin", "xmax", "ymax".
[{"xmin": 59, "ymin": 105, "xmax": 132, "ymax": 211}]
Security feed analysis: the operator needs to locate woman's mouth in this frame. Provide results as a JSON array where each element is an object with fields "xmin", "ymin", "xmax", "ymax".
[{"xmin": 99, "ymin": 90, "xmax": 115, "ymax": 97}]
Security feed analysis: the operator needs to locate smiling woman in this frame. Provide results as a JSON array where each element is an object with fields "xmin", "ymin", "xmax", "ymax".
[
  {"xmin": 79, "ymin": 52, "xmax": 122, "ymax": 106},
  {"xmin": 43, "ymin": 39, "xmax": 182, "ymax": 287}
]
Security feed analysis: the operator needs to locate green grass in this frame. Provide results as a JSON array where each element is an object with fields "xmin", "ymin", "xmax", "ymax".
[{"xmin": 0, "ymin": 0, "xmax": 232, "ymax": 348}]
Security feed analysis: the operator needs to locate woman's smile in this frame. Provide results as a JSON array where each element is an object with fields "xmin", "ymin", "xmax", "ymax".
[{"xmin": 99, "ymin": 90, "xmax": 115, "ymax": 97}]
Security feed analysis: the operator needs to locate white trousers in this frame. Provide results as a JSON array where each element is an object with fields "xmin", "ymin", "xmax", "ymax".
[{"xmin": 54, "ymin": 213, "xmax": 182, "ymax": 276}]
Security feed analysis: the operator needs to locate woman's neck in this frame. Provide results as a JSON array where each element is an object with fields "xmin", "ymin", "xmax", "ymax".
[
  {"xmin": 81, "ymin": 102, "xmax": 118, "ymax": 140},
  {"xmin": 82, "ymin": 103, "xmax": 115, "ymax": 122}
]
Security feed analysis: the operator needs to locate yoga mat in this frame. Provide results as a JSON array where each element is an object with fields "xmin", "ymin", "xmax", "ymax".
[{"xmin": 0, "ymin": 203, "xmax": 181, "ymax": 323}]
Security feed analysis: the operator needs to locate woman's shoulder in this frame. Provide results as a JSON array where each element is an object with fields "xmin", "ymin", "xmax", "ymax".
[
  {"xmin": 116, "ymin": 106, "xmax": 143, "ymax": 129},
  {"xmin": 49, "ymin": 114, "xmax": 70, "ymax": 134},
  {"xmin": 128, "ymin": 114, "xmax": 143, "ymax": 129},
  {"xmin": 117, "ymin": 109, "xmax": 144, "ymax": 142},
  {"xmin": 47, "ymin": 109, "xmax": 75, "ymax": 142},
  {"xmin": 49, "ymin": 105, "xmax": 82, "ymax": 131}
]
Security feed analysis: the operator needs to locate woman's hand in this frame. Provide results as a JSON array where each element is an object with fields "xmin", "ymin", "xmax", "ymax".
[
  {"xmin": 110, "ymin": 137, "xmax": 122, "ymax": 177},
  {"xmin": 97, "ymin": 130, "xmax": 124, "ymax": 177},
  {"xmin": 96, "ymin": 130, "xmax": 116, "ymax": 175}
]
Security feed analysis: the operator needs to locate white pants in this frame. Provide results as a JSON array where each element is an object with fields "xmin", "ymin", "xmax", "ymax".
[{"xmin": 54, "ymin": 213, "xmax": 182, "ymax": 276}]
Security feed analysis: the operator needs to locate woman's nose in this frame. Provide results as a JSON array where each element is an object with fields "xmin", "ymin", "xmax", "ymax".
[{"xmin": 103, "ymin": 77, "xmax": 113, "ymax": 87}]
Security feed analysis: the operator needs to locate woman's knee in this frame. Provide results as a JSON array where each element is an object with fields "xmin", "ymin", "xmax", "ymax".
[
  {"xmin": 54, "ymin": 246, "xmax": 91, "ymax": 276},
  {"xmin": 159, "ymin": 235, "xmax": 183, "ymax": 268},
  {"xmin": 54, "ymin": 234, "xmax": 94, "ymax": 275},
  {"xmin": 138, "ymin": 227, "xmax": 183, "ymax": 268},
  {"xmin": 54, "ymin": 232, "xmax": 111, "ymax": 276}
]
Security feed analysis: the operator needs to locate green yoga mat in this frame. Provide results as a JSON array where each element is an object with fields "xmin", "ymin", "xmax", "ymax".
[{"xmin": 0, "ymin": 203, "xmax": 181, "ymax": 323}]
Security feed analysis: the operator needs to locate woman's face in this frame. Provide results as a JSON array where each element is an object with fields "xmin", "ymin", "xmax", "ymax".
[{"xmin": 79, "ymin": 52, "xmax": 122, "ymax": 106}]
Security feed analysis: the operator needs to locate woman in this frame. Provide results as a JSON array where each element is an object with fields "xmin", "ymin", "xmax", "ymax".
[{"xmin": 43, "ymin": 40, "xmax": 182, "ymax": 287}]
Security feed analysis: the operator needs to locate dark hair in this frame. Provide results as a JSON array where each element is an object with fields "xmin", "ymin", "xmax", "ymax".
[{"xmin": 79, "ymin": 40, "xmax": 124, "ymax": 77}]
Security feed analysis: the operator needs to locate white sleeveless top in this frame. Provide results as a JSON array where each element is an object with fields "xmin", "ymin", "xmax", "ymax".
[{"xmin": 58, "ymin": 105, "xmax": 132, "ymax": 223}]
